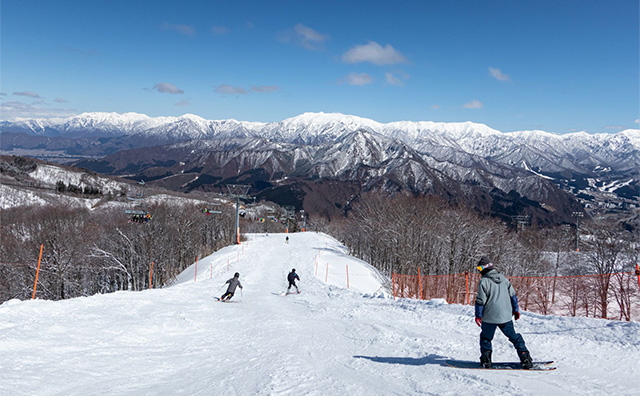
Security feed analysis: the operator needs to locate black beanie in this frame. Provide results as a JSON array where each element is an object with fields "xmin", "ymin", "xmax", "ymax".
[{"xmin": 478, "ymin": 256, "xmax": 491, "ymax": 267}]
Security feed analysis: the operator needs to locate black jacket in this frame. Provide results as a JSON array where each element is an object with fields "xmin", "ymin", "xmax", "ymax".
[{"xmin": 287, "ymin": 271, "xmax": 300, "ymax": 284}]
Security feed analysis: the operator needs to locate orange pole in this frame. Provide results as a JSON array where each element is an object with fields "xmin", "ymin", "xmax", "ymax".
[
  {"xmin": 149, "ymin": 262, "xmax": 154, "ymax": 290},
  {"xmin": 210, "ymin": 263, "xmax": 213, "ymax": 279},
  {"xmin": 393, "ymin": 272, "xmax": 396, "ymax": 300},
  {"xmin": 636, "ymin": 264, "xmax": 640, "ymax": 291},
  {"xmin": 325, "ymin": 263, "xmax": 329, "ymax": 283},
  {"xmin": 346, "ymin": 265, "xmax": 350, "ymax": 289},
  {"xmin": 465, "ymin": 270, "xmax": 470, "ymax": 305},
  {"xmin": 418, "ymin": 267, "xmax": 422, "ymax": 300},
  {"xmin": 31, "ymin": 244, "xmax": 43, "ymax": 300},
  {"xmin": 194, "ymin": 257, "xmax": 198, "ymax": 282}
]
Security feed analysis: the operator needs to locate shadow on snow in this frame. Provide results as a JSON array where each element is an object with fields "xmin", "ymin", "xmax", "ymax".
[{"xmin": 353, "ymin": 353, "xmax": 449, "ymax": 367}]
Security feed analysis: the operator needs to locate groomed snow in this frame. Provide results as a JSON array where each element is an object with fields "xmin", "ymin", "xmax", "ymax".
[{"xmin": 1, "ymin": 232, "xmax": 638, "ymax": 395}]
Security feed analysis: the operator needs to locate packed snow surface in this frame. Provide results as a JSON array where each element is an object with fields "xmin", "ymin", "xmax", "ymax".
[{"xmin": 1, "ymin": 233, "xmax": 638, "ymax": 395}]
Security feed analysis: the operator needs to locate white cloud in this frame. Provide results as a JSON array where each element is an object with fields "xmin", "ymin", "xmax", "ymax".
[
  {"xmin": 342, "ymin": 41, "xmax": 407, "ymax": 65},
  {"xmin": 160, "ymin": 22, "xmax": 195, "ymax": 36},
  {"xmin": 278, "ymin": 24, "xmax": 329, "ymax": 50},
  {"xmin": 0, "ymin": 100, "xmax": 76, "ymax": 120},
  {"xmin": 213, "ymin": 84, "xmax": 279, "ymax": 95},
  {"xmin": 295, "ymin": 24, "xmax": 329, "ymax": 50},
  {"xmin": 635, "ymin": 119, "xmax": 639, "ymax": 124},
  {"xmin": 215, "ymin": 84, "xmax": 247, "ymax": 95},
  {"xmin": 54, "ymin": 98, "xmax": 68, "ymax": 103},
  {"xmin": 385, "ymin": 71, "xmax": 409, "ymax": 86},
  {"xmin": 463, "ymin": 100, "xmax": 483, "ymax": 109},
  {"xmin": 13, "ymin": 91, "xmax": 42, "ymax": 98},
  {"xmin": 153, "ymin": 83, "xmax": 184, "ymax": 94},
  {"xmin": 386, "ymin": 73, "xmax": 403, "ymax": 86},
  {"xmin": 344, "ymin": 73, "xmax": 373, "ymax": 86},
  {"xmin": 251, "ymin": 85, "xmax": 279, "ymax": 93},
  {"xmin": 175, "ymin": 100, "xmax": 190, "ymax": 106},
  {"xmin": 212, "ymin": 26, "xmax": 230, "ymax": 35},
  {"xmin": 489, "ymin": 67, "xmax": 510, "ymax": 82}
]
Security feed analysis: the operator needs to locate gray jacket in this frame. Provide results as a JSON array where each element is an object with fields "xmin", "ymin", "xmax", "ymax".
[
  {"xmin": 225, "ymin": 277, "xmax": 243, "ymax": 293},
  {"xmin": 475, "ymin": 270, "xmax": 518, "ymax": 324}
]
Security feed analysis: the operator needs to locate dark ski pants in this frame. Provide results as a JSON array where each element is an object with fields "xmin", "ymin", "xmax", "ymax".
[
  {"xmin": 221, "ymin": 291, "xmax": 234, "ymax": 301},
  {"xmin": 480, "ymin": 320, "xmax": 527, "ymax": 353},
  {"xmin": 287, "ymin": 282, "xmax": 299, "ymax": 293}
]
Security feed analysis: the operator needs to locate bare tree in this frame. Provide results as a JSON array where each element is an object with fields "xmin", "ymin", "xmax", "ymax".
[{"xmin": 583, "ymin": 219, "xmax": 628, "ymax": 319}]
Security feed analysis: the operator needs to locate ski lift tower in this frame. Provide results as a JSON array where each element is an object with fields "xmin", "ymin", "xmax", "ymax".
[
  {"xmin": 510, "ymin": 215, "xmax": 530, "ymax": 233},
  {"xmin": 227, "ymin": 184, "xmax": 251, "ymax": 245},
  {"xmin": 283, "ymin": 206, "xmax": 296, "ymax": 233},
  {"xmin": 572, "ymin": 211, "xmax": 584, "ymax": 251}
]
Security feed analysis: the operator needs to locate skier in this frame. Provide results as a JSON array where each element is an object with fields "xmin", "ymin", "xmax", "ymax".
[
  {"xmin": 220, "ymin": 272, "xmax": 243, "ymax": 301},
  {"xmin": 285, "ymin": 236, "xmax": 289, "ymax": 244},
  {"xmin": 474, "ymin": 256, "xmax": 533, "ymax": 369},
  {"xmin": 287, "ymin": 268, "xmax": 300, "ymax": 294}
]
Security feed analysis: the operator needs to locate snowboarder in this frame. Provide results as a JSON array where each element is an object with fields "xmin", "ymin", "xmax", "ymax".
[
  {"xmin": 287, "ymin": 268, "xmax": 300, "ymax": 294},
  {"xmin": 474, "ymin": 256, "xmax": 533, "ymax": 369},
  {"xmin": 220, "ymin": 272, "xmax": 243, "ymax": 301}
]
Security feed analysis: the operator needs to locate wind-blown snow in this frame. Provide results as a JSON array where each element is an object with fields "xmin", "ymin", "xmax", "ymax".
[{"xmin": 1, "ymin": 233, "xmax": 638, "ymax": 395}]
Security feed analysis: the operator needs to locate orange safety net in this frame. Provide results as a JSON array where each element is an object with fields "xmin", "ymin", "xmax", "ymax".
[{"xmin": 394, "ymin": 271, "xmax": 640, "ymax": 321}]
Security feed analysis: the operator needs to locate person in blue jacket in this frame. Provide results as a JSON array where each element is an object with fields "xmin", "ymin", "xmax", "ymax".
[{"xmin": 475, "ymin": 256, "xmax": 533, "ymax": 369}]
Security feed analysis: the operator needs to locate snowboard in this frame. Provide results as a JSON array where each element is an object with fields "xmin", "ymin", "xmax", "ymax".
[{"xmin": 445, "ymin": 360, "xmax": 556, "ymax": 371}]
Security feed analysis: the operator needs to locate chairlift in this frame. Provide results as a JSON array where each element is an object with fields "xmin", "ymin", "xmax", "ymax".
[
  {"xmin": 201, "ymin": 207, "xmax": 223, "ymax": 215},
  {"xmin": 125, "ymin": 209, "xmax": 152, "ymax": 223}
]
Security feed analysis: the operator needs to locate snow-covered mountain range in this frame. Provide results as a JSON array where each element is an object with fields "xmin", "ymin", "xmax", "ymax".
[
  {"xmin": 3, "ymin": 111, "xmax": 638, "ymax": 173},
  {"xmin": 2, "ymin": 112, "xmax": 638, "ymax": 227}
]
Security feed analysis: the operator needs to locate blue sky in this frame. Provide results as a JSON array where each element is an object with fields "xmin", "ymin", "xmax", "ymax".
[{"xmin": 1, "ymin": 0, "xmax": 638, "ymax": 133}]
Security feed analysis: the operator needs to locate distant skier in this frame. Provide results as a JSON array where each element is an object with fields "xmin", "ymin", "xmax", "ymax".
[
  {"xmin": 285, "ymin": 236, "xmax": 289, "ymax": 244},
  {"xmin": 474, "ymin": 256, "xmax": 533, "ymax": 369},
  {"xmin": 287, "ymin": 268, "xmax": 300, "ymax": 294},
  {"xmin": 220, "ymin": 272, "xmax": 243, "ymax": 301}
]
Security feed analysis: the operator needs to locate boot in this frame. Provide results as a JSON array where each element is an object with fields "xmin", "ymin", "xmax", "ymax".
[
  {"xmin": 480, "ymin": 350, "xmax": 492, "ymax": 368},
  {"xmin": 519, "ymin": 350, "xmax": 533, "ymax": 369}
]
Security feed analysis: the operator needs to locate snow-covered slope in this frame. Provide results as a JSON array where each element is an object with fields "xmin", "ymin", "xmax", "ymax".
[{"xmin": 1, "ymin": 232, "xmax": 638, "ymax": 395}]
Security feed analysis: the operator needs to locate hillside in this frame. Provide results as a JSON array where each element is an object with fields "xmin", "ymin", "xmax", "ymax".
[
  {"xmin": 3, "ymin": 112, "xmax": 639, "ymax": 229},
  {"xmin": 1, "ymin": 233, "xmax": 638, "ymax": 395}
]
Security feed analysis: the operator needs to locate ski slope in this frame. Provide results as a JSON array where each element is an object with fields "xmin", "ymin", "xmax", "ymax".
[{"xmin": 1, "ymin": 232, "xmax": 639, "ymax": 395}]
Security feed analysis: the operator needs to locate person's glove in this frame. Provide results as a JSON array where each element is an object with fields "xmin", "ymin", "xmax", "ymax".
[
  {"xmin": 475, "ymin": 317, "xmax": 482, "ymax": 327},
  {"xmin": 513, "ymin": 311, "xmax": 520, "ymax": 320}
]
